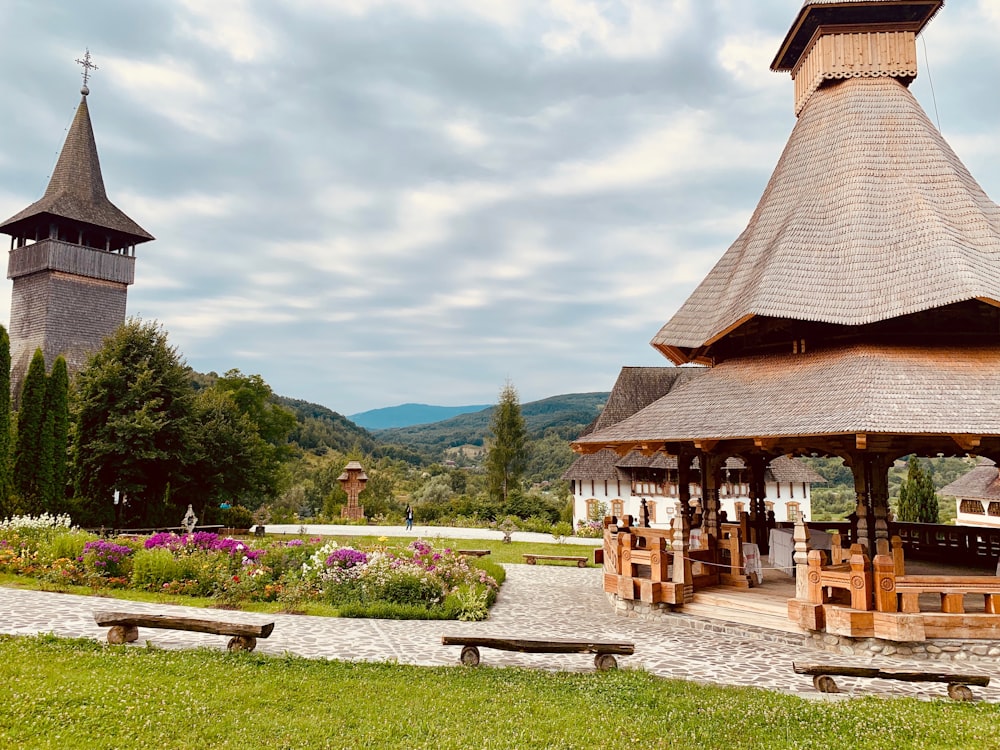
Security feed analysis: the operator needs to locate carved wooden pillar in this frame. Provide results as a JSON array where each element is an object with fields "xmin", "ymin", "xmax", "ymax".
[
  {"xmin": 869, "ymin": 454, "xmax": 892, "ymax": 545},
  {"xmin": 849, "ymin": 453, "xmax": 873, "ymax": 554},
  {"xmin": 699, "ymin": 452, "xmax": 724, "ymax": 547},
  {"xmin": 677, "ymin": 448, "xmax": 693, "ymax": 526},
  {"xmin": 745, "ymin": 454, "xmax": 769, "ymax": 552},
  {"xmin": 793, "ymin": 516, "xmax": 811, "ymax": 601}
]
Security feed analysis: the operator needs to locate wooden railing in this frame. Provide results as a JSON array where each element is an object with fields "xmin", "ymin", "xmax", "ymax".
[{"xmin": 779, "ymin": 521, "xmax": 1000, "ymax": 570}]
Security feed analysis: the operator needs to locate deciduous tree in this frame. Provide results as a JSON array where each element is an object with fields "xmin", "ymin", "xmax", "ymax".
[{"xmin": 73, "ymin": 320, "xmax": 195, "ymax": 527}]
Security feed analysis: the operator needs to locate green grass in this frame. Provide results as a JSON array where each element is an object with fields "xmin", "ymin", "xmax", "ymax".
[{"xmin": 1, "ymin": 634, "xmax": 996, "ymax": 750}]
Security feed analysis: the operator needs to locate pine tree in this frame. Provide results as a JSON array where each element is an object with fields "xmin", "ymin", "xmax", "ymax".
[
  {"xmin": 485, "ymin": 381, "xmax": 529, "ymax": 509},
  {"xmin": 13, "ymin": 349, "xmax": 47, "ymax": 513},
  {"xmin": 39, "ymin": 357, "xmax": 70, "ymax": 512},
  {"xmin": 895, "ymin": 457, "xmax": 939, "ymax": 523},
  {"xmin": 0, "ymin": 326, "xmax": 11, "ymax": 516}
]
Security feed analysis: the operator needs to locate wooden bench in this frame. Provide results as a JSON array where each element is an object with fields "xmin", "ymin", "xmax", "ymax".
[
  {"xmin": 523, "ymin": 553, "xmax": 587, "ymax": 568},
  {"xmin": 442, "ymin": 635, "xmax": 634, "ymax": 670},
  {"xmin": 456, "ymin": 549, "xmax": 491, "ymax": 557},
  {"xmin": 793, "ymin": 661, "xmax": 990, "ymax": 701},
  {"xmin": 94, "ymin": 610, "xmax": 274, "ymax": 652}
]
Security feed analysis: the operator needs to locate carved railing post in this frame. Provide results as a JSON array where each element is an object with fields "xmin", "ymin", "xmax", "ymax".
[
  {"xmin": 793, "ymin": 517, "xmax": 811, "ymax": 601},
  {"xmin": 672, "ymin": 501, "xmax": 693, "ymax": 602}
]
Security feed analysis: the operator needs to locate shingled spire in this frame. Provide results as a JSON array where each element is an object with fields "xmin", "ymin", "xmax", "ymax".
[{"xmin": 1, "ymin": 57, "xmax": 153, "ymax": 398}]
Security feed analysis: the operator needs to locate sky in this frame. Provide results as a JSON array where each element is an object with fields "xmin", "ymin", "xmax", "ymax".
[{"xmin": 2, "ymin": 1, "xmax": 1000, "ymax": 416}]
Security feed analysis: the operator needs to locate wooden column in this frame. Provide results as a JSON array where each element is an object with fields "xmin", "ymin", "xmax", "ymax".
[
  {"xmin": 869, "ymin": 454, "xmax": 892, "ymax": 546},
  {"xmin": 677, "ymin": 448, "xmax": 694, "ymax": 526},
  {"xmin": 745, "ymin": 454, "xmax": 769, "ymax": 552},
  {"xmin": 793, "ymin": 517, "xmax": 811, "ymax": 602},
  {"xmin": 849, "ymin": 453, "xmax": 873, "ymax": 554},
  {"xmin": 700, "ymin": 452, "xmax": 724, "ymax": 547}
]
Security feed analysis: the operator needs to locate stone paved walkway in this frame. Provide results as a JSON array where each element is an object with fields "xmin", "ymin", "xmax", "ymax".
[{"xmin": 1, "ymin": 565, "xmax": 997, "ymax": 703}]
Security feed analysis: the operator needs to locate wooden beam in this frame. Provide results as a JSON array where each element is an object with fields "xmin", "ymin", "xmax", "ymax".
[
  {"xmin": 694, "ymin": 439, "xmax": 718, "ymax": 452},
  {"xmin": 856, "ymin": 433, "xmax": 867, "ymax": 450},
  {"xmin": 754, "ymin": 437, "xmax": 778, "ymax": 450},
  {"xmin": 951, "ymin": 435, "xmax": 982, "ymax": 452}
]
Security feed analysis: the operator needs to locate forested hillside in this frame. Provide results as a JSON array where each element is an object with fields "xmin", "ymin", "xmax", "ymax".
[{"xmin": 374, "ymin": 392, "xmax": 608, "ymax": 460}]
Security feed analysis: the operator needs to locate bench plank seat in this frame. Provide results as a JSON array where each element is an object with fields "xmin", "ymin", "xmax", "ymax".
[
  {"xmin": 523, "ymin": 554, "xmax": 588, "ymax": 567},
  {"xmin": 456, "ymin": 549, "xmax": 491, "ymax": 557},
  {"xmin": 793, "ymin": 661, "xmax": 989, "ymax": 700},
  {"xmin": 442, "ymin": 635, "xmax": 633, "ymax": 670},
  {"xmin": 94, "ymin": 610, "xmax": 274, "ymax": 652}
]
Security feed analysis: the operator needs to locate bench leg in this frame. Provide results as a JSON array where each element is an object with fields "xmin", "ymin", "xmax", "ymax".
[
  {"xmin": 947, "ymin": 684, "xmax": 974, "ymax": 702},
  {"xmin": 460, "ymin": 645, "xmax": 480, "ymax": 667},
  {"xmin": 228, "ymin": 636, "xmax": 257, "ymax": 652},
  {"xmin": 594, "ymin": 653, "xmax": 618, "ymax": 671},
  {"xmin": 813, "ymin": 675, "xmax": 839, "ymax": 693},
  {"xmin": 577, "ymin": 559, "xmax": 587, "ymax": 568},
  {"xmin": 107, "ymin": 625, "xmax": 138, "ymax": 645}
]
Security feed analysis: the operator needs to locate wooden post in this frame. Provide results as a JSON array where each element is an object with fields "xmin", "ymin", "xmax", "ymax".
[
  {"xmin": 849, "ymin": 548, "xmax": 873, "ymax": 611},
  {"xmin": 891, "ymin": 534, "xmax": 905, "ymax": 576},
  {"xmin": 873, "ymin": 553, "xmax": 898, "ymax": 612},
  {"xmin": 793, "ymin": 517, "xmax": 811, "ymax": 601},
  {"xmin": 700, "ymin": 452, "xmax": 724, "ymax": 548},
  {"xmin": 869, "ymin": 455, "xmax": 892, "ymax": 546},
  {"xmin": 807, "ymin": 549, "xmax": 825, "ymax": 604},
  {"xmin": 672, "ymin": 501, "xmax": 693, "ymax": 602}
]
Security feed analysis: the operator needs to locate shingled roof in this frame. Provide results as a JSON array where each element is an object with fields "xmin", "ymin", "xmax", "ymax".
[
  {"xmin": 651, "ymin": 75, "xmax": 1000, "ymax": 364},
  {"xmin": 579, "ymin": 366, "xmax": 706, "ymax": 437},
  {"xmin": 0, "ymin": 93, "xmax": 153, "ymax": 244},
  {"xmin": 939, "ymin": 459, "xmax": 1000, "ymax": 500},
  {"xmin": 576, "ymin": 345, "xmax": 1000, "ymax": 446}
]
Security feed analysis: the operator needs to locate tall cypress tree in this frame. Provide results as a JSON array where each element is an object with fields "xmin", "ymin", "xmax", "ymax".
[
  {"xmin": 896, "ymin": 457, "xmax": 939, "ymax": 524},
  {"xmin": 485, "ymin": 380, "xmax": 529, "ymax": 509},
  {"xmin": 0, "ymin": 325, "xmax": 10, "ymax": 517},
  {"xmin": 39, "ymin": 356, "xmax": 70, "ymax": 513},
  {"xmin": 13, "ymin": 349, "xmax": 47, "ymax": 513}
]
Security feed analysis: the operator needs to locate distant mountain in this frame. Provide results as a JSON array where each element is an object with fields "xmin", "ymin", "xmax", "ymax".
[
  {"xmin": 349, "ymin": 403, "xmax": 491, "ymax": 430},
  {"xmin": 374, "ymin": 392, "xmax": 609, "ymax": 457}
]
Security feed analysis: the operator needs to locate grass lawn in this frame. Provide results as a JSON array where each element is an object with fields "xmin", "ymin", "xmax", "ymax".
[{"xmin": 1, "ymin": 634, "xmax": 996, "ymax": 750}]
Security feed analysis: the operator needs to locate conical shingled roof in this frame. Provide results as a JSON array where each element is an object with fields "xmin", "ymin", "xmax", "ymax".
[
  {"xmin": 651, "ymin": 76, "xmax": 1000, "ymax": 364},
  {"xmin": 0, "ymin": 94, "xmax": 153, "ymax": 243}
]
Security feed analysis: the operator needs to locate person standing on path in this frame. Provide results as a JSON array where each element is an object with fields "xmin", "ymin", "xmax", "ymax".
[{"xmin": 405, "ymin": 504, "xmax": 414, "ymax": 531}]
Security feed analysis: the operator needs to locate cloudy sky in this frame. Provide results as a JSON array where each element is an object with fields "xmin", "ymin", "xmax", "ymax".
[{"xmin": 2, "ymin": 1, "xmax": 999, "ymax": 416}]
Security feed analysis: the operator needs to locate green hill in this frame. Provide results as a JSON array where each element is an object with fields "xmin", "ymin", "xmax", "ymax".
[{"xmin": 374, "ymin": 392, "xmax": 609, "ymax": 458}]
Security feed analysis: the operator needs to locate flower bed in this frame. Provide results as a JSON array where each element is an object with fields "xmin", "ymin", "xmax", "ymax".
[{"xmin": 0, "ymin": 515, "xmax": 501, "ymax": 620}]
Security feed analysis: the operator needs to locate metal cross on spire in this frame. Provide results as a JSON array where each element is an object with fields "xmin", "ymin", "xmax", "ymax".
[{"xmin": 75, "ymin": 49, "xmax": 98, "ymax": 88}]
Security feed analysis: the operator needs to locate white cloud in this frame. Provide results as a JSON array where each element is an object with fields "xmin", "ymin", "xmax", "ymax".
[
  {"xmin": 177, "ymin": 0, "xmax": 276, "ymax": 63},
  {"xmin": 542, "ymin": 0, "xmax": 693, "ymax": 58}
]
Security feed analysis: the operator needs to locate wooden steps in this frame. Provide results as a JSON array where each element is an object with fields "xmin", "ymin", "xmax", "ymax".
[{"xmin": 686, "ymin": 587, "xmax": 807, "ymax": 635}]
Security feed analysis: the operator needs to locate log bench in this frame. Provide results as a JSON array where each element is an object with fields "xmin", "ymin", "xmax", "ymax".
[
  {"xmin": 94, "ymin": 610, "xmax": 275, "ymax": 652},
  {"xmin": 442, "ymin": 635, "xmax": 634, "ymax": 670},
  {"xmin": 523, "ymin": 553, "xmax": 588, "ymax": 567},
  {"xmin": 456, "ymin": 549, "xmax": 491, "ymax": 557},
  {"xmin": 793, "ymin": 661, "xmax": 990, "ymax": 701}
]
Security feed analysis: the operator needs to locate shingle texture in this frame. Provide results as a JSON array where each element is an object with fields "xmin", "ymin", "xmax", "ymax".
[
  {"xmin": 581, "ymin": 366, "xmax": 706, "ymax": 436},
  {"xmin": 939, "ymin": 459, "xmax": 1000, "ymax": 500},
  {"xmin": 651, "ymin": 76, "xmax": 1000, "ymax": 360},
  {"xmin": 576, "ymin": 344, "xmax": 1000, "ymax": 445},
  {"xmin": 0, "ymin": 95, "xmax": 153, "ymax": 243}
]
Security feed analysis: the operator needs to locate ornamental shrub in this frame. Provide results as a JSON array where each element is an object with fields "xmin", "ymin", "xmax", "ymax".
[{"xmin": 131, "ymin": 547, "xmax": 187, "ymax": 590}]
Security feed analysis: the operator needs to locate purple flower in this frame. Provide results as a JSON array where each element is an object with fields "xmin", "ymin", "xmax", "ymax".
[
  {"xmin": 325, "ymin": 547, "xmax": 367, "ymax": 569},
  {"xmin": 286, "ymin": 539, "xmax": 304, "ymax": 547}
]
